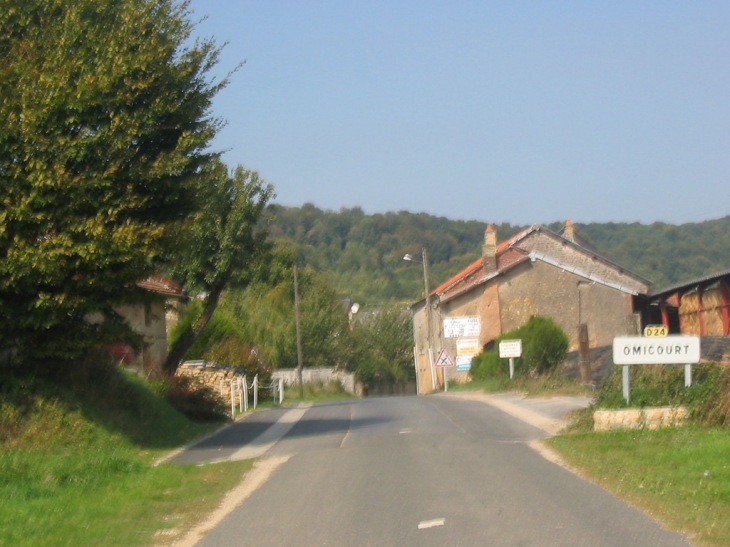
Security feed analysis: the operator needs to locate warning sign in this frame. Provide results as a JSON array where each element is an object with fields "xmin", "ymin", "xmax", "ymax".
[{"xmin": 435, "ymin": 349, "xmax": 455, "ymax": 368}]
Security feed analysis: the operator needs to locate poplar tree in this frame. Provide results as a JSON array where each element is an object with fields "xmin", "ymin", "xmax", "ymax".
[{"xmin": 0, "ymin": 0, "xmax": 225, "ymax": 368}]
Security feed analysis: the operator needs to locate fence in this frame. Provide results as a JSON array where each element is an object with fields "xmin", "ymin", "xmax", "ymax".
[{"xmin": 178, "ymin": 361, "xmax": 286, "ymax": 417}]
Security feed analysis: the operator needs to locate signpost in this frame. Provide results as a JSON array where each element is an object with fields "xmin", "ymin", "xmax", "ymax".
[
  {"xmin": 499, "ymin": 339, "xmax": 522, "ymax": 379},
  {"xmin": 435, "ymin": 349, "xmax": 455, "ymax": 392},
  {"xmin": 612, "ymin": 335, "xmax": 701, "ymax": 403}
]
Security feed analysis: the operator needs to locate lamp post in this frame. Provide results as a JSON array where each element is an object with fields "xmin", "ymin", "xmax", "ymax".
[
  {"xmin": 294, "ymin": 264, "xmax": 304, "ymax": 399},
  {"xmin": 404, "ymin": 249, "xmax": 437, "ymax": 391}
]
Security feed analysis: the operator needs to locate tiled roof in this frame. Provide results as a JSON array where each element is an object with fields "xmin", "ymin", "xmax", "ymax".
[
  {"xmin": 136, "ymin": 276, "xmax": 186, "ymax": 298},
  {"xmin": 421, "ymin": 222, "xmax": 649, "ymax": 305},
  {"xmin": 430, "ymin": 225, "xmax": 537, "ymax": 296}
]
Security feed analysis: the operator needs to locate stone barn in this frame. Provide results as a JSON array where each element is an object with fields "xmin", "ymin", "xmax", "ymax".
[{"xmin": 409, "ymin": 221, "xmax": 651, "ymax": 394}]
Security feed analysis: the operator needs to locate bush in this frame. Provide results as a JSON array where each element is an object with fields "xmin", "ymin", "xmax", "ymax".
[
  {"xmin": 152, "ymin": 376, "xmax": 228, "ymax": 422},
  {"xmin": 469, "ymin": 315, "xmax": 569, "ymax": 380},
  {"xmin": 470, "ymin": 350, "xmax": 505, "ymax": 380},
  {"xmin": 515, "ymin": 315, "xmax": 569, "ymax": 374}
]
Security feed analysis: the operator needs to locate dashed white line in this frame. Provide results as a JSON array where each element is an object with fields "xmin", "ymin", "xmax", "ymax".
[{"xmin": 418, "ymin": 518, "xmax": 445, "ymax": 529}]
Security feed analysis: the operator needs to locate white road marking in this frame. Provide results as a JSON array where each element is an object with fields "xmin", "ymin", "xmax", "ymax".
[
  {"xmin": 399, "ymin": 428, "xmax": 412, "ymax": 434},
  {"xmin": 229, "ymin": 405, "xmax": 311, "ymax": 461},
  {"xmin": 418, "ymin": 518, "xmax": 445, "ymax": 529}
]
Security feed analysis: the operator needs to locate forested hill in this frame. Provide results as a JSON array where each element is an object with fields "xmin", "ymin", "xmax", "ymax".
[{"xmin": 267, "ymin": 204, "xmax": 730, "ymax": 307}]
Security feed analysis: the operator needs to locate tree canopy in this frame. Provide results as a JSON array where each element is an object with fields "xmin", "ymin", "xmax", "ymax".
[
  {"xmin": 163, "ymin": 161, "xmax": 273, "ymax": 373},
  {"xmin": 0, "ymin": 0, "xmax": 226, "ymax": 368},
  {"xmin": 267, "ymin": 204, "xmax": 730, "ymax": 305}
]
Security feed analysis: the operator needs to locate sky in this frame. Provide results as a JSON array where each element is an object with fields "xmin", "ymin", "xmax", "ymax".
[{"xmin": 187, "ymin": 1, "xmax": 730, "ymax": 225}]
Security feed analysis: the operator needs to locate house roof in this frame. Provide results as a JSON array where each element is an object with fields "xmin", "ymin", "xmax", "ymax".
[
  {"xmin": 414, "ymin": 223, "xmax": 650, "ymax": 307},
  {"xmin": 648, "ymin": 268, "xmax": 730, "ymax": 298},
  {"xmin": 136, "ymin": 276, "xmax": 186, "ymax": 298},
  {"xmin": 431, "ymin": 225, "xmax": 537, "ymax": 296}
]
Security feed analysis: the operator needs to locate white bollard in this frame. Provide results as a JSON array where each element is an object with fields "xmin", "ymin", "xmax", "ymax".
[
  {"xmin": 279, "ymin": 378, "xmax": 284, "ymax": 404},
  {"xmin": 242, "ymin": 376, "xmax": 249, "ymax": 412},
  {"xmin": 230, "ymin": 378, "xmax": 236, "ymax": 416},
  {"xmin": 253, "ymin": 375, "xmax": 258, "ymax": 409}
]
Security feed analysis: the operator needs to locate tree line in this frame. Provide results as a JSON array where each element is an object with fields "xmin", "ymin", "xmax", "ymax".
[{"xmin": 268, "ymin": 204, "xmax": 730, "ymax": 305}]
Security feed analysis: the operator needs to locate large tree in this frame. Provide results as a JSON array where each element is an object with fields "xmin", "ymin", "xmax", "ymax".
[
  {"xmin": 0, "ymin": 0, "xmax": 225, "ymax": 368},
  {"xmin": 163, "ymin": 161, "xmax": 273, "ymax": 374}
]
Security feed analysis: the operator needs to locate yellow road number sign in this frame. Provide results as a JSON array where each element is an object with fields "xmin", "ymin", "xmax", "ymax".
[{"xmin": 644, "ymin": 324, "xmax": 668, "ymax": 337}]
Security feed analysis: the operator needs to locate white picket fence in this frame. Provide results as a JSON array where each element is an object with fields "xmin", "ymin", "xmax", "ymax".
[{"xmin": 220, "ymin": 375, "xmax": 285, "ymax": 417}]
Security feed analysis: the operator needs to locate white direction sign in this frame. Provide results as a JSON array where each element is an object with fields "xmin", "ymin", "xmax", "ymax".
[
  {"xmin": 613, "ymin": 336, "xmax": 701, "ymax": 365},
  {"xmin": 443, "ymin": 316, "xmax": 481, "ymax": 338},
  {"xmin": 499, "ymin": 339, "xmax": 522, "ymax": 359}
]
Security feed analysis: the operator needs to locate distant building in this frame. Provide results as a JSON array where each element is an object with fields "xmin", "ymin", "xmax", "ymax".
[
  {"xmin": 639, "ymin": 269, "xmax": 730, "ymax": 336},
  {"xmin": 108, "ymin": 276, "xmax": 187, "ymax": 376},
  {"xmin": 409, "ymin": 221, "xmax": 651, "ymax": 393}
]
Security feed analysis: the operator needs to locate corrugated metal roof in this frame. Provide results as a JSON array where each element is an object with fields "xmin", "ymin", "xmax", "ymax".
[{"xmin": 649, "ymin": 268, "xmax": 730, "ymax": 297}]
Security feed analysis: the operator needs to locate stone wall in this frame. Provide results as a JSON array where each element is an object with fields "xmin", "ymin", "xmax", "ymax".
[
  {"xmin": 179, "ymin": 363, "xmax": 358, "ymax": 402},
  {"xmin": 177, "ymin": 361, "xmax": 246, "ymax": 402},
  {"xmin": 272, "ymin": 368, "xmax": 356, "ymax": 395},
  {"xmin": 593, "ymin": 407, "xmax": 688, "ymax": 431}
]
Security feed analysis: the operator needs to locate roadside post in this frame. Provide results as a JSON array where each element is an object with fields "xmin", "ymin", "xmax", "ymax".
[
  {"xmin": 499, "ymin": 339, "xmax": 522, "ymax": 379},
  {"xmin": 612, "ymin": 335, "xmax": 701, "ymax": 404}
]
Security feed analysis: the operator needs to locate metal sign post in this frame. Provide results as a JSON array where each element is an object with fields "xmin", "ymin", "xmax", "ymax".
[{"xmin": 499, "ymin": 339, "xmax": 522, "ymax": 380}]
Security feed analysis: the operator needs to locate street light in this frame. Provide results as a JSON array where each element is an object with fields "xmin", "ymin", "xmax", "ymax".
[{"xmin": 404, "ymin": 249, "xmax": 437, "ymax": 391}]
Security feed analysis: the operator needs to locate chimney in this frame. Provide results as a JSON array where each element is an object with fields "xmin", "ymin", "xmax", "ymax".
[
  {"xmin": 564, "ymin": 219, "xmax": 575, "ymax": 242},
  {"xmin": 482, "ymin": 224, "xmax": 497, "ymax": 273}
]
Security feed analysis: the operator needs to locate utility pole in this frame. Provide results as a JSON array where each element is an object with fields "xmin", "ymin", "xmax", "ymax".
[
  {"xmin": 294, "ymin": 264, "xmax": 304, "ymax": 399},
  {"xmin": 422, "ymin": 248, "xmax": 437, "ymax": 391}
]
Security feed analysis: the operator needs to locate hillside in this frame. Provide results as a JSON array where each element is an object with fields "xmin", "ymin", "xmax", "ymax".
[{"xmin": 267, "ymin": 204, "xmax": 730, "ymax": 306}]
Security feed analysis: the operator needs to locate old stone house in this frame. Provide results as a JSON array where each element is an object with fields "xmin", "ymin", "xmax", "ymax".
[
  {"xmin": 108, "ymin": 276, "xmax": 187, "ymax": 376},
  {"xmin": 410, "ymin": 221, "xmax": 651, "ymax": 394}
]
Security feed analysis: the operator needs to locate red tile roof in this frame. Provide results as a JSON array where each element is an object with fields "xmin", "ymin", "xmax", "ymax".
[
  {"xmin": 430, "ymin": 225, "xmax": 536, "ymax": 296},
  {"xmin": 136, "ymin": 276, "xmax": 186, "ymax": 298}
]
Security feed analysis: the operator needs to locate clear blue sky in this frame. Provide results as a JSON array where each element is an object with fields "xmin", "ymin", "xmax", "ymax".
[{"xmin": 188, "ymin": 1, "xmax": 730, "ymax": 225}]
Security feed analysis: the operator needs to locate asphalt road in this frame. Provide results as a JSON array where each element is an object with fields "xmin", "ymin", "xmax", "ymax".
[{"xmin": 184, "ymin": 395, "xmax": 692, "ymax": 547}]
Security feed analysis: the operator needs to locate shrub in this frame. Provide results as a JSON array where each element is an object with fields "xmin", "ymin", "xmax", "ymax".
[
  {"xmin": 470, "ymin": 350, "xmax": 505, "ymax": 380},
  {"xmin": 469, "ymin": 315, "xmax": 569, "ymax": 380},
  {"xmin": 515, "ymin": 315, "xmax": 569, "ymax": 374}
]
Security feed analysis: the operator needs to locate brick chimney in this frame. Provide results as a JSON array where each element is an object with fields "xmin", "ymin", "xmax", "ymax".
[
  {"xmin": 563, "ymin": 219, "xmax": 575, "ymax": 242},
  {"xmin": 482, "ymin": 224, "xmax": 497, "ymax": 273}
]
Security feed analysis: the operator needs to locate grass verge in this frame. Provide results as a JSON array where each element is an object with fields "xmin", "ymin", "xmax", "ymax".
[
  {"xmin": 0, "ymin": 368, "xmax": 254, "ymax": 547},
  {"xmin": 547, "ymin": 427, "xmax": 730, "ymax": 547}
]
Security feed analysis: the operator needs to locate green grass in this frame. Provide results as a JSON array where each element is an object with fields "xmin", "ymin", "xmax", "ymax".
[
  {"xmin": 547, "ymin": 427, "xmax": 730, "ymax": 547},
  {"xmin": 0, "ymin": 368, "xmax": 254, "ymax": 547}
]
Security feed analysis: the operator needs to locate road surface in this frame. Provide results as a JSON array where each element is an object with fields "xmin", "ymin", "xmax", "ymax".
[{"xmin": 178, "ymin": 395, "xmax": 692, "ymax": 547}]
